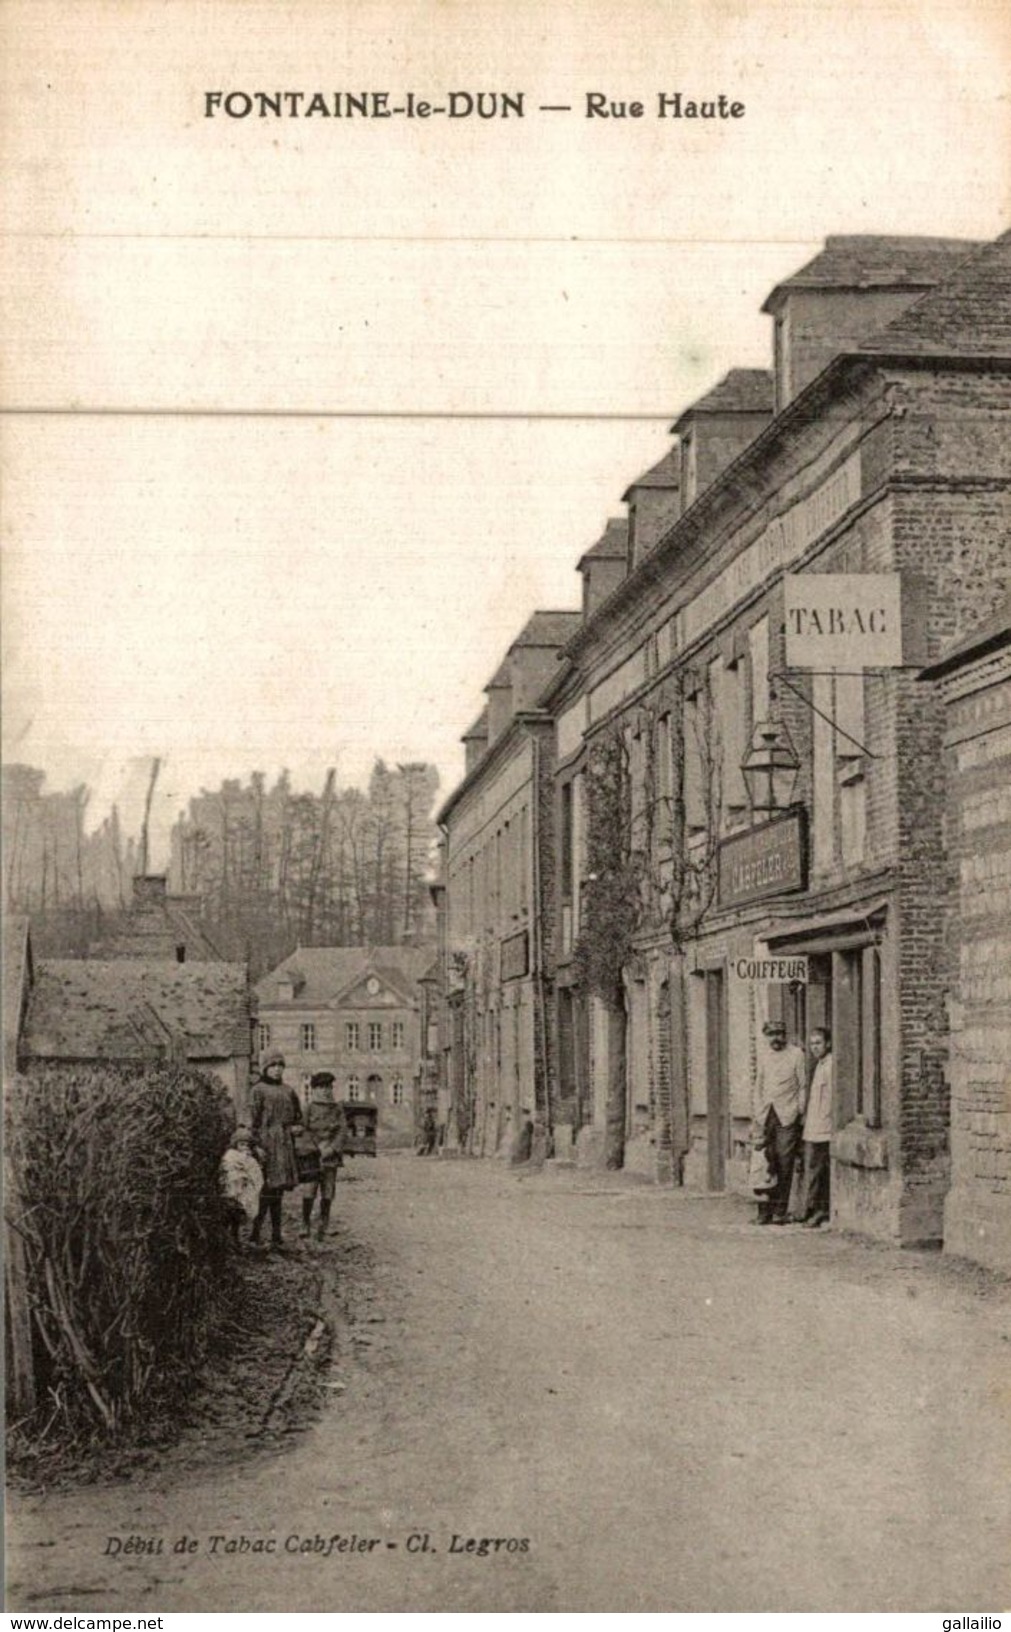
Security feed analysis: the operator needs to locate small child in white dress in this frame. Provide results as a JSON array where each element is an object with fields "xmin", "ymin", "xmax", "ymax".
[{"xmin": 219, "ymin": 1126, "xmax": 264, "ymax": 1247}]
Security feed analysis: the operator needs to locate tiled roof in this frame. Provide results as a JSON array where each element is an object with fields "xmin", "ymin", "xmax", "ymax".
[
  {"xmin": 24, "ymin": 959, "xmax": 251, "ymax": 1062},
  {"xmin": 461, "ymin": 706, "xmax": 489, "ymax": 741},
  {"xmin": 671, "ymin": 368, "xmax": 773, "ymax": 431},
  {"xmin": 919, "ymin": 593, "xmax": 1011, "ymax": 680},
  {"xmin": 511, "ymin": 609, "xmax": 583, "ymax": 648},
  {"xmin": 578, "ymin": 517, "xmax": 629, "ymax": 566},
  {"xmin": 90, "ymin": 894, "xmax": 224, "ymax": 960},
  {"xmin": 622, "ymin": 445, "xmax": 681, "ymax": 500},
  {"xmin": 255, "ymin": 946, "xmax": 436, "ymax": 1006},
  {"xmin": 761, "ymin": 235, "xmax": 981, "ymax": 311},
  {"xmin": 861, "ymin": 230, "xmax": 1011, "ymax": 357}
]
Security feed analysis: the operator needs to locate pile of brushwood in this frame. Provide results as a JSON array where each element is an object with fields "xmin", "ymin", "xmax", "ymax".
[{"xmin": 6, "ymin": 1062, "xmax": 233, "ymax": 1458}]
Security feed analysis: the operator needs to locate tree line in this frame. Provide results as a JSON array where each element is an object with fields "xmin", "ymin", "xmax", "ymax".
[{"xmin": 2, "ymin": 759, "xmax": 440, "ymax": 976}]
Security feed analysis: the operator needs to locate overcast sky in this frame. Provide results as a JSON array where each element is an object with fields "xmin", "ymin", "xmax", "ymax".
[{"xmin": 2, "ymin": 0, "xmax": 1008, "ymax": 865}]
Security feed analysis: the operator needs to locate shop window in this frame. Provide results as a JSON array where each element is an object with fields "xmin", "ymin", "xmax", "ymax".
[
  {"xmin": 748, "ymin": 617, "xmax": 769, "ymax": 727},
  {"xmin": 655, "ymin": 713, "xmax": 674, "ymax": 851},
  {"xmin": 572, "ymin": 772, "xmax": 586, "ymax": 938},
  {"xmin": 835, "ymin": 674, "xmax": 866, "ymax": 759},
  {"xmin": 560, "ymin": 780, "xmax": 574, "ymax": 900},
  {"xmin": 683, "ymin": 690, "xmax": 707, "ymax": 836},
  {"xmin": 812, "ymin": 673, "xmax": 835, "ymax": 874},
  {"xmin": 629, "ymin": 727, "xmax": 647, "ymax": 854},
  {"xmin": 840, "ymin": 759, "xmax": 867, "ymax": 867},
  {"xmin": 722, "ymin": 658, "xmax": 748, "ymax": 818}
]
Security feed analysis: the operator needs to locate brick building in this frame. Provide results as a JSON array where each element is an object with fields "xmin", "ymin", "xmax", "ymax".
[
  {"xmin": 919, "ymin": 601, "xmax": 1011, "ymax": 1272},
  {"xmin": 437, "ymin": 610, "xmax": 578, "ymax": 1157},
  {"xmin": 439, "ymin": 228, "xmax": 1010, "ymax": 1251},
  {"xmin": 254, "ymin": 946, "xmax": 433, "ymax": 1146}
]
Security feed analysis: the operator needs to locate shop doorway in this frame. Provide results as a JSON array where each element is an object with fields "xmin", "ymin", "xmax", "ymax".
[{"xmin": 705, "ymin": 969, "xmax": 729, "ymax": 1190}]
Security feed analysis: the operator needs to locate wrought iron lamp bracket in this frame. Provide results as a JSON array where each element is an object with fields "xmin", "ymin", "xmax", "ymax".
[{"xmin": 768, "ymin": 669, "xmax": 880, "ymax": 760}]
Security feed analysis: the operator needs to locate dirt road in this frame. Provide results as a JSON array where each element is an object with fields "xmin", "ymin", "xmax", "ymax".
[{"xmin": 7, "ymin": 1157, "xmax": 1010, "ymax": 1612}]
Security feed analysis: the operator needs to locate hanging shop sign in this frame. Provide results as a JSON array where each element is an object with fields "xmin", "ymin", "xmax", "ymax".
[
  {"xmin": 717, "ymin": 810, "xmax": 807, "ymax": 910},
  {"xmin": 730, "ymin": 954, "xmax": 809, "ymax": 984},
  {"xmin": 784, "ymin": 573, "xmax": 903, "ymax": 669}
]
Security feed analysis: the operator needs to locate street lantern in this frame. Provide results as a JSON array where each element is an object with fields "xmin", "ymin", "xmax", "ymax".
[{"xmin": 741, "ymin": 719, "xmax": 800, "ymax": 813}]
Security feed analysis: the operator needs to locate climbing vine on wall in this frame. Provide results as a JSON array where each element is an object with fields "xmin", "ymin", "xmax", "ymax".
[
  {"xmin": 571, "ymin": 726, "xmax": 643, "ymax": 1007},
  {"xmin": 574, "ymin": 670, "xmax": 724, "ymax": 989}
]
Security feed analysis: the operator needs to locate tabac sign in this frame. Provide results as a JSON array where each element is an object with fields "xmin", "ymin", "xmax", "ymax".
[
  {"xmin": 717, "ymin": 810, "xmax": 807, "ymax": 910},
  {"xmin": 784, "ymin": 573, "xmax": 903, "ymax": 669}
]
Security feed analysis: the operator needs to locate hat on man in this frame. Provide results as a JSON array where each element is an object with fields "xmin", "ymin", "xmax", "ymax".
[
  {"xmin": 762, "ymin": 1020, "xmax": 787, "ymax": 1037},
  {"xmin": 263, "ymin": 1049, "xmax": 286, "ymax": 1070},
  {"xmin": 310, "ymin": 1071, "xmax": 336, "ymax": 1089}
]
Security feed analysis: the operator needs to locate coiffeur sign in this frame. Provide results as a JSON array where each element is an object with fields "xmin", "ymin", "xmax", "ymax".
[
  {"xmin": 718, "ymin": 810, "xmax": 807, "ymax": 910},
  {"xmin": 784, "ymin": 573, "xmax": 903, "ymax": 669}
]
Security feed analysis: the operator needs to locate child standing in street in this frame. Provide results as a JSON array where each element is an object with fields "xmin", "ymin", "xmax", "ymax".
[{"xmin": 219, "ymin": 1126, "xmax": 264, "ymax": 1248}]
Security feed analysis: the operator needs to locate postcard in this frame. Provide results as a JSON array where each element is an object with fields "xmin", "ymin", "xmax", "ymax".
[{"xmin": 3, "ymin": 0, "xmax": 1010, "ymax": 1615}]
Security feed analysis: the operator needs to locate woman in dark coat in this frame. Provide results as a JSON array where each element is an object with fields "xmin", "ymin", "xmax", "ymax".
[{"xmin": 249, "ymin": 1051, "xmax": 302, "ymax": 1249}]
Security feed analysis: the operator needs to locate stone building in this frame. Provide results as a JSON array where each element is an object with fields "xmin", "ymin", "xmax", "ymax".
[
  {"xmin": 547, "ymin": 230, "xmax": 1010, "ymax": 1245},
  {"xmin": 437, "ymin": 610, "xmax": 578, "ymax": 1157},
  {"xmin": 438, "ymin": 228, "xmax": 1010, "ymax": 1250},
  {"xmin": 918, "ymin": 601, "xmax": 1011, "ymax": 1272},
  {"xmin": 254, "ymin": 946, "xmax": 433, "ymax": 1146}
]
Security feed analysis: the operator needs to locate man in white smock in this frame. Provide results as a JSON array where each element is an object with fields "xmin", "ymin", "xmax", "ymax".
[{"xmin": 752, "ymin": 1018, "xmax": 807, "ymax": 1224}]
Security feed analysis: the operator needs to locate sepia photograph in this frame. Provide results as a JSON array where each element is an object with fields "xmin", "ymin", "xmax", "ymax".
[{"xmin": 3, "ymin": 0, "xmax": 1010, "ymax": 1615}]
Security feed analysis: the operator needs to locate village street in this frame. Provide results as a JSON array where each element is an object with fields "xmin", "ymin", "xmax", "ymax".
[{"xmin": 8, "ymin": 1156, "xmax": 1010, "ymax": 1614}]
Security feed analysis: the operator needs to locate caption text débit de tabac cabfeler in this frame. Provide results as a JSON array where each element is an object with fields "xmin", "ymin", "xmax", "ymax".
[
  {"xmin": 203, "ymin": 90, "xmax": 746, "ymax": 121},
  {"xmin": 104, "ymin": 1532, "xmax": 532, "ymax": 1561}
]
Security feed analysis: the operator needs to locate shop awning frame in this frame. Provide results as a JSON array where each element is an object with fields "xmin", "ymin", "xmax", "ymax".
[{"xmin": 762, "ymin": 896, "xmax": 890, "ymax": 952}]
